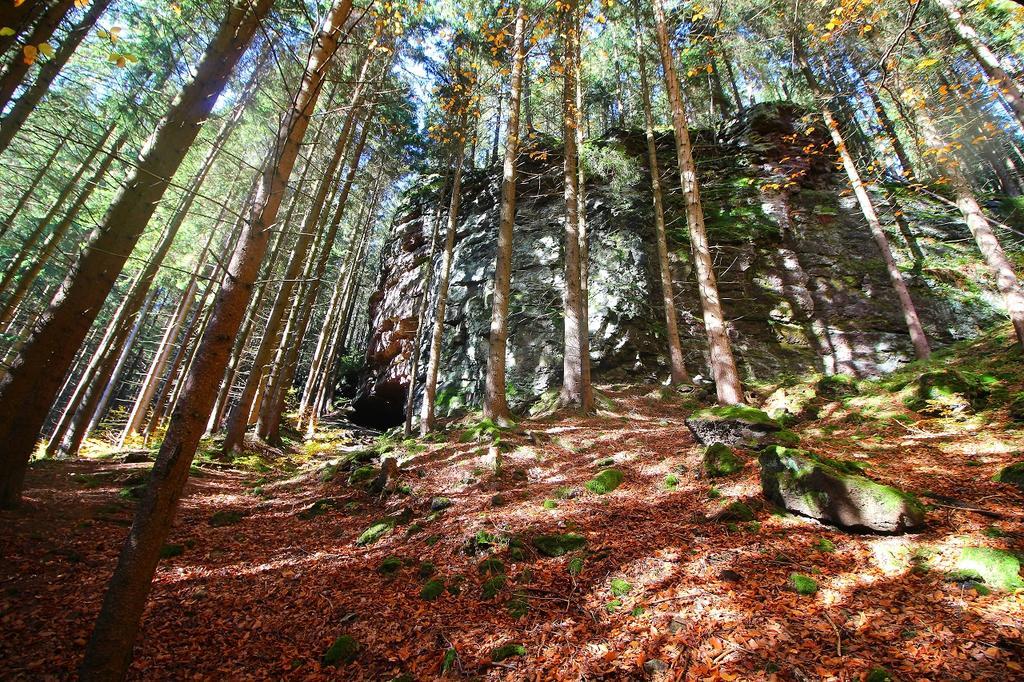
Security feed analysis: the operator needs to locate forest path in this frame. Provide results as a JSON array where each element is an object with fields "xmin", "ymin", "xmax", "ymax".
[{"xmin": 2, "ymin": 383, "xmax": 1023, "ymax": 680}]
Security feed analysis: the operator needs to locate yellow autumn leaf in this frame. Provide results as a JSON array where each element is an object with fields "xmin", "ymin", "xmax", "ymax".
[
  {"xmin": 37, "ymin": 42, "xmax": 54, "ymax": 58},
  {"xmin": 916, "ymin": 57, "xmax": 939, "ymax": 70},
  {"xmin": 0, "ymin": 27, "xmax": 15, "ymax": 36},
  {"xmin": 74, "ymin": 0, "xmax": 88, "ymax": 8}
]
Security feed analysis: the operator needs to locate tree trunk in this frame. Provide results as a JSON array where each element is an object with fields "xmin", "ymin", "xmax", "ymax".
[
  {"xmin": 651, "ymin": 0, "xmax": 743, "ymax": 405},
  {"xmin": 421, "ymin": 137, "xmax": 466, "ymax": 434},
  {"xmin": 0, "ymin": 0, "xmax": 46, "ymax": 55},
  {"xmin": 402, "ymin": 176, "xmax": 447, "ymax": 435},
  {"xmin": 909, "ymin": 90, "xmax": 1024, "ymax": 347},
  {"xmin": 636, "ymin": 30, "xmax": 689, "ymax": 385},
  {"xmin": 80, "ymin": 0, "xmax": 353, "ymax": 675},
  {"xmin": 0, "ymin": 0, "xmax": 75, "ymax": 111},
  {"xmin": 483, "ymin": 2, "xmax": 526, "ymax": 424},
  {"xmin": 0, "ymin": 0, "xmax": 272, "ymax": 509},
  {"xmin": 558, "ymin": 1, "xmax": 592, "ymax": 411},
  {"xmin": 796, "ymin": 41, "xmax": 931, "ymax": 360},
  {"xmin": 222, "ymin": 51, "xmax": 373, "ymax": 451},
  {"xmin": 934, "ymin": 0, "xmax": 1024, "ymax": 133},
  {"xmin": 0, "ymin": 0, "xmax": 112, "ymax": 155},
  {"xmin": 575, "ymin": 25, "xmax": 592, "ymax": 406}
]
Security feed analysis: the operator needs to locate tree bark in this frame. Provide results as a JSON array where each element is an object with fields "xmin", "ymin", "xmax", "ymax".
[
  {"xmin": 558, "ymin": 0, "xmax": 592, "ymax": 411},
  {"xmin": 636, "ymin": 29, "xmax": 689, "ymax": 385},
  {"xmin": 0, "ymin": 0, "xmax": 112, "ymax": 155},
  {"xmin": 259, "ymin": 116, "xmax": 375, "ymax": 444},
  {"xmin": 0, "ymin": 0, "xmax": 272, "ymax": 509},
  {"xmin": 80, "ymin": 0, "xmax": 353, "ymax": 675},
  {"xmin": 483, "ymin": 2, "xmax": 526, "ymax": 424},
  {"xmin": 421, "ymin": 137, "xmax": 466, "ymax": 434},
  {"xmin": 222, "ymin": 49, "xmax": 373, "ymax": 452},
  {"xmin": 651, "ymin": 0, "xmax": 743, "ymax": 405},
  {"xmin": 402, "ymin": 175, "xmax": 447, "ymax": 436}
]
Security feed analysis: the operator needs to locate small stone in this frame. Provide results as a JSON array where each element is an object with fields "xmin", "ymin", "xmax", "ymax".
[
  {"xmin": 643, "ymin": 659, "xmax": 668, "ymax": 674},
  {"xmin": 430, "ymin": 496, "xmax": 452, "ymax": 511},
  {"xmin": 718, "ymin": 569, "xmax": 743, "ymax": 583},
  {"xmin": 322, "ymin": 635, "xmax": 359, "ymax": 666}
]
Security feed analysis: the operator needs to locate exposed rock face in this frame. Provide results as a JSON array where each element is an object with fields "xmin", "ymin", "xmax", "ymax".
[
  {"xmin": 355, "ymin": 103, "xmax": 1008, "ymax": 426},
  {"xmin": 686, "ymin": 405, "xmax": 780, "ymax": 447},
  {"xmin": 760, "ymin": 445, "xmax": 926, "ymax": 534}
]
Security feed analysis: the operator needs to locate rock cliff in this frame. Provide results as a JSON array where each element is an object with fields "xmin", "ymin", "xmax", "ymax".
[{"xmin": 353, "ymin": 103, "xmax": 1011, "ymax": 427}]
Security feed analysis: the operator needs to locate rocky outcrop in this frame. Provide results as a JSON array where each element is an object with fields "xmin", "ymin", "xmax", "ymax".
[
  {"xmin": 686, "ymin": 405, "xmax": 780, "ymax": 447},
  {"xmin": 760, "ymin": 445, "xmax": 926, "ymax": 534},
  {"xmin": 355, "ymin": 103, "xmax": 1011, "ymax": 426}
]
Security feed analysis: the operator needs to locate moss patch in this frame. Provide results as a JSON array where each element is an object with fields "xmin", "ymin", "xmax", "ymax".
[
  {"xmin": 209, "ymin": 510, "xmax": 243, "ymax": 527},
  {"xmin": 585, "ymin": 468, "xmax": 623, "ymax": 494},
  {"xmin": 994, "ymin": 461, "xmax": 1024, "ymax": 490},
  {"xmin": 610, "ymin": 578, "xmax": 632, "ymax": 596},
  {"xmin": 356, "ymin": 520, "xmax": 395, "ymax": 546},
  {"xmin": 789, "ymin": 572, "xmax": 818, "ymax": 595},
  {"xmin": 420, "ymin": 579, "xmax": 446, "ymax": 600},
  {"xmin": 322, "ymin": 635, "xmax": 360, "ymax": 665},
  {"xmin": 690, "ymin": 404, "xmax": 778, "ymax": 427},
  {"xmin": 491, "ymin": 643, "xmax": 526, "ymax": 662},
  {"xmin": 532, "ymin": 533, "xmax": 587, "ymax": 557},
  {"xmin": 956, "ymin": 547, "xmax": 1023, "ymax": 591},
  {"xmin": 482, "ymin": 575, "xmax": 506, "ymax": 599},
  {"xmin": 703, "ymin": 443, "xmax": 744, "ymax": 477}
]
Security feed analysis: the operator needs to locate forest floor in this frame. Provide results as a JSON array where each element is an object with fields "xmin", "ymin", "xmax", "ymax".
[{"xmin": 3, "ymin": 330, "xmax": 1024, "ymax": 681}]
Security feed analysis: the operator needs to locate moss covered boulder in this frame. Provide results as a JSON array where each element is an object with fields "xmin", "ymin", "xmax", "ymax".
[
  {"xmin": 532, "ymin": 533, "xmax": 587, "ymax": 557},
  {"xmin": 994, "ymin": 461, "xmax": 1024, "ymax": 491},
  {"xmin": 585, "ymin": 468, "xmax": 623, "ymax": 494},
  {"xmin": 703, "ymin": 443, "xmax": 744, "ymax": 477},
  {"xmin": 322, "ymin": 635, "xmax": 360, "ymax": 665},
  {"xmin": 956, "ymin": 547, "xmax": 1023, "ymax": 591},
  {"xmin": 904, "ymin": 369, "xmax": 994, "ymax": 416},
  {"xmin": 685, "ymin": 405, "xmax": 780, "ymax": 446},
  {"xmin": 759, "ymin": 445, "xmax": 925, "ymax": 534}
]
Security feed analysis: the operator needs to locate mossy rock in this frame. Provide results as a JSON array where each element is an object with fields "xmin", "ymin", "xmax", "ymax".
[
  {"xmin": 349, "ymin": 465, "xmax": 378, "ymax": 485},
  {"xmin": 904, "ymin": 369, "xmax": 994, "ymax": 416},
  {"xmin": 685, "ymin": 405, "xmax": 780, "ymax": 446},
  {"xmin": 956, "ymin": 547, "xmax": 1023, "ymax": 591},
  {"xmin": 585, "ymin": 468, "xmax": 623, "ymax": 494},
  {"xmin": 378, "ymin": 556, "xmax": 403, "ymax": 575},
  {"xmin": 478, "ymin": 557, "xmax": 505, "ymax": 575},
  {"xmin": 209, "ymin": 510, "xmax": 244, "ymax": 527},
  {"xmin": 760, "ymin": 445, "xmax": 924, "ymax": 534},
  {"xmin": 816, "ymin": 373, "xmax": 858, "ymax": 398},
  {"xmin": 298, "ymin": 498, "xmax": 337, "ymax": 520},
  {"xmin": 532, "ymin": 533, "xmax": 587, "ymax": 557},
  {"xmin": 768, "ymin": 429, "xmax": 800, "ymax": 447},
  {"xmin": 865, "ymin": 667, "xmax": 895, "ymax": 682},
  {"xmin": 789, "ymin": 572, "xmax": 818, "ymax": 595},
  {"xmin": 322, "ymin": 635, "xmax": 360, "ymax": 665},
  {"xmin": 994, "ymin": 461, "xmax": 1024, "ymax": 491},
  {"xmin": 159, "ymin": 544, "xmax": 184, "ymax": 559},
  {"xmin": 118, "ymin": 484, "xmax": 146, "ymax": 501},
  {"xmin": 418, "ymin": 561, "xmax": 436, "ymax": 579},
  {"xmin": 718, "ymin": 501, "xmax": 755, "ymax": 522},
  {"xmin": 482, "ymin": 575, "xmax": 506, "ymax": 600},
  {"xmin": 542, "ymin": 499, "xmax": 558, "ymax": 509},
  {"xmin": 1008, "ymin": 393, "xmax": 1024, "ymax": 422},
  {"xmin": 420, "ymin": 579, "xmax": 446, "ymax": 600},
  {"xmin": 491, "ymin": 643, "xmax": 526, "ymax": 662},
  {"xmin": 703, "ymin": 443, "xmax": 744, "ymax": 478},
  {"xmin": 356, "ymin": 520, "xmax": 395, "ymax": 546}
]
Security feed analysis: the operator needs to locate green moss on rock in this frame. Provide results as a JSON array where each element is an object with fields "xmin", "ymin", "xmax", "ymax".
[
  {"xmin": 349, "ymin": 465, "xmax": 378, "ymax": 485},
  {"xmin": 378, "ymin": 556, "xmax": 403, "ymax": 575},
  {"xmin": 478, "ymin": 557, "xmax": 505, "ymax": 575},
  {"xmin": 356, "ymin": 520, "xmax": 394, "ymax": 546},
  {"xmin": 209, "ymin": 510, "xmax": 243, "ymax": 527},
  {"xmin": 690, "ymin": 404, "xmax": 778, "ymax": 427},
  {"xmin": 491, "ymin": 643, "xmax": 526, "ymax": 662},
  {"xmin": 956, "ymin": 547, "xmax": 1023, "ymax": 591},
  {"xmin": 703, "ymin": 443, "xmax": 744, "ymax": 478},
  {"xmin": 585, "ymin": 468, "xmax": 623, "ymax": 494},
  {"xmin": 719, "ymin": 501, "xmax": 755, "ymax": 522},
  {"xmin": 482, "ymin": 575, "xmax": 506, "ymax": 600},
  {"xmin": 994, "ymin": 462, "xmax": 1024, "ymax": 491},
  {"xmin": 420, "ymin": 579, "xmax": 446, "ymax": 600},
  {"xmin": 865, "ymin": 667, "xmax": 894, "ymax": 682},
  {"xmin": 322, "ymin": 635, "xmax": 360, "ymax": 665},
  {"xmin": 610, "ymin": 578, "xmax": 632, "ymax": 596},
  {"xmin": 298, "ymin": 498, "xmax": 337, "ymax": 520},
  {"xmin": 532, "ymin": 533, "xmax": 587, "ymax": 557}
]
